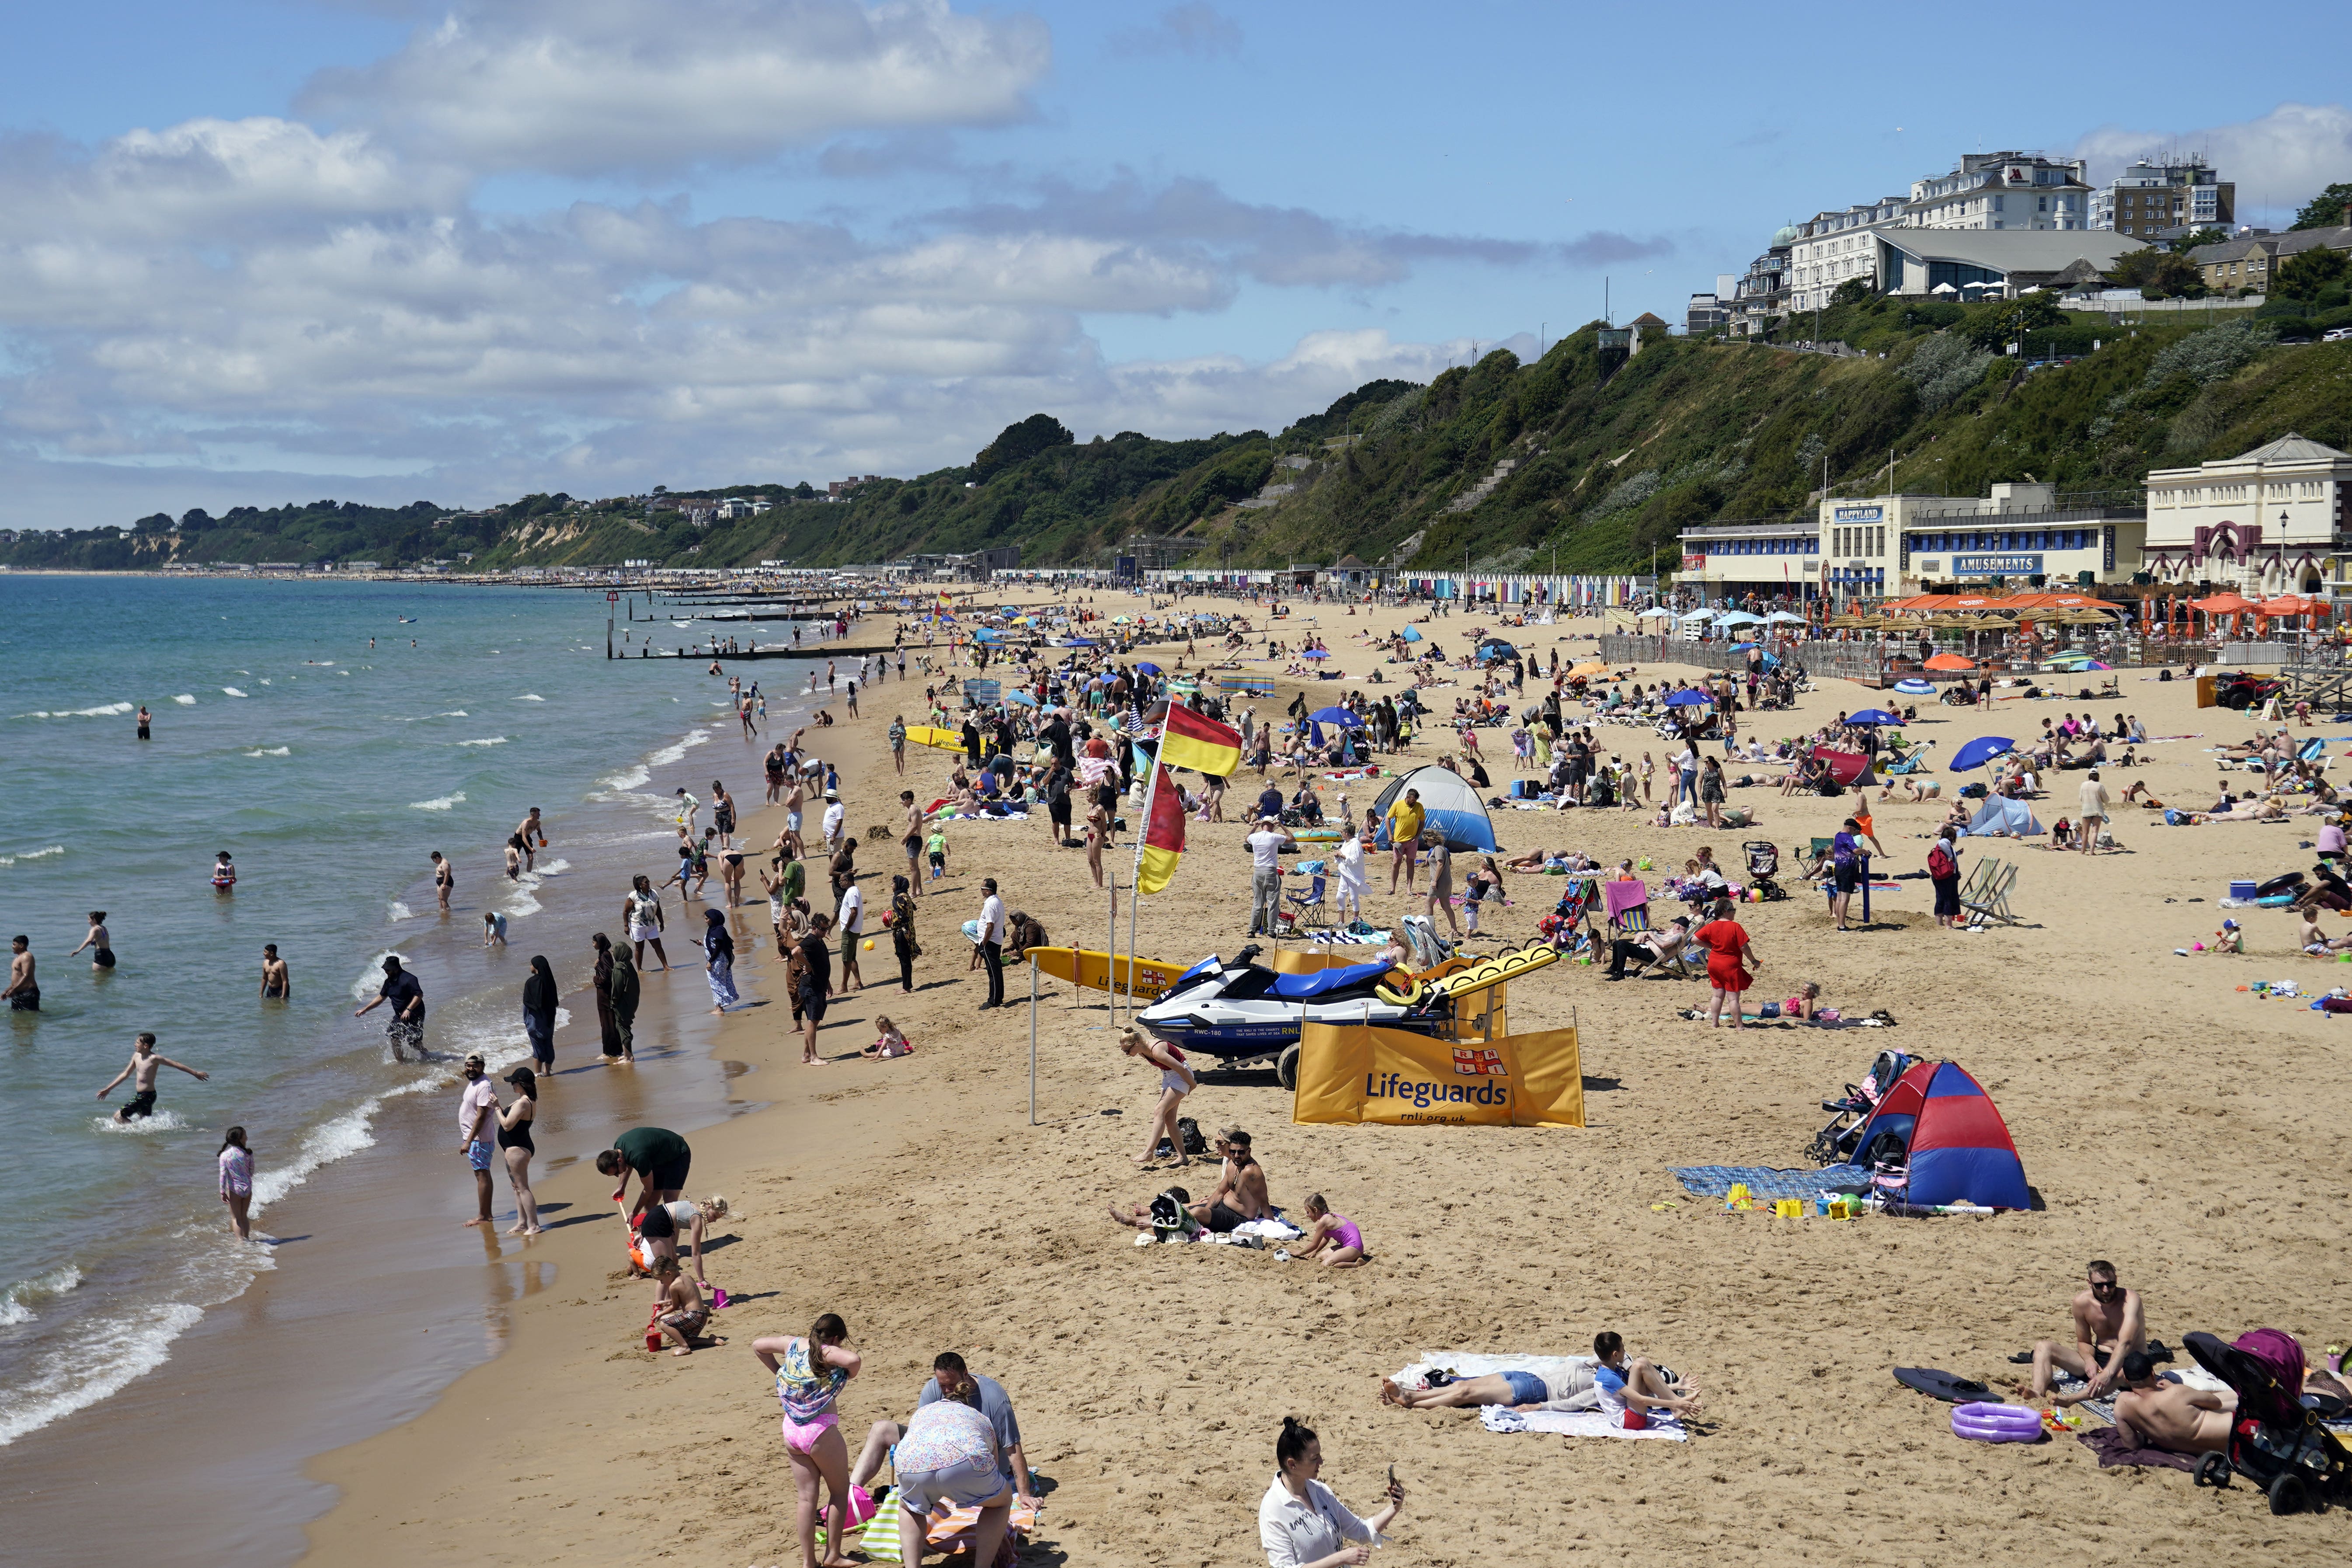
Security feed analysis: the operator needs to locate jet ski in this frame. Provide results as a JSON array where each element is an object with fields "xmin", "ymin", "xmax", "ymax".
[{"xmin": 1133, "ymin": 945, "xmax": 1446, "ymax": 1063}]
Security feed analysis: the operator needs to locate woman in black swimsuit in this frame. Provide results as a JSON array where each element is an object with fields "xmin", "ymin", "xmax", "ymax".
[{"xmin": 497, "ymin": 1067, "xmax": 542, "ymax": 1234}]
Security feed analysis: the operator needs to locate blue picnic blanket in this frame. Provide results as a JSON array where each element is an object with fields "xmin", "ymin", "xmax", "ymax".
[{"xmin": 1672, "ymin": 1164, "xmax": 1872, "ymax": 1199}]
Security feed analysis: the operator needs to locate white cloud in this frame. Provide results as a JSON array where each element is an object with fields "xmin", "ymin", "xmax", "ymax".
[
  {"xmin": 300, "ymin": 0, "xmax": 1051, "ymax": 177},
  {"xmin": 2071, "ymin": 101, "xmax": 2352, "ymax": 216}
]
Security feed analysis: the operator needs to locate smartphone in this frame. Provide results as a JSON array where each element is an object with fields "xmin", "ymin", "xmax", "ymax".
[{"xmin": 1386, "ymin": 1464, "xmax": 1399, "ymax": 1493}]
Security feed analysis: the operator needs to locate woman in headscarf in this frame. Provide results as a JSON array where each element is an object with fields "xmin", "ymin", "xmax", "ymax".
[
  {"xmin": 704, "ymin": 907, "xmax": 738, "ymax": 1015},
  {"xmin": 591, "ymin": 933, "xmax": 623, "ymax": 1062},
  {"xmin": 890, "ymin": 875, "xmax": 919, "ymax": 995},
  {"xmin": 522, "ymin": 954, "xmax": 558, "ymax": 1072},
  {"xmin": 608, "ymin": 940, "xmax": 640, "ymax": 1064}
]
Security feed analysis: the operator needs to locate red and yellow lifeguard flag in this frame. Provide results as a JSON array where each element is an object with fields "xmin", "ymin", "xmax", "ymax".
[
  {"xmin": 1157, "ymin": 703, "xmax": 1242, "ymax": 777},
  {"xmin": 1138, "ymin": 765, "xmax": 1187, "ymax": 895}
]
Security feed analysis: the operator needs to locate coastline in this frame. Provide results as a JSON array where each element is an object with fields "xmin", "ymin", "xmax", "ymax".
[
  {"xmin": 114, "ymin": 589, "xmax": 2352, "ymax": 1565},
  {"xmin": 0, "ymin": 605, "xmax": 831, "ymax": 1564}
]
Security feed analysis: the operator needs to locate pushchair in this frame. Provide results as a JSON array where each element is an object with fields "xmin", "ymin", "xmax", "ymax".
[
  {"xmin": 1743, "ymin": 841, "xmax": 1786, "ymax": 901},
  {"xmin": 2183, "ymin": 1330, "xmax": 2352, "ymax": 1514},
  {"xmin": 1806, "ymin": 1049, "xmax": 1915, "ymax": 1165}
]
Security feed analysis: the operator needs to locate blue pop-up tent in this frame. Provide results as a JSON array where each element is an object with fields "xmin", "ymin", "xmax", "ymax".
[
  {"xmin": 1849, "ymin": 1060, "xmax": 2030, "ymax": 1209},
  {"xmin": 1965, "ymin": 796, "xmax": 2042, "ymax": 837},
  {"xmin": 1370, "ymin": 764, "xmax": 1497, "ymax": 852}
]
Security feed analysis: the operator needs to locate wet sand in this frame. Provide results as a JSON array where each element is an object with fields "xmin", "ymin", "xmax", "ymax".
[{"xmin": 99, "ymin": 591, "xmax": 2352, "ymax": 1565}]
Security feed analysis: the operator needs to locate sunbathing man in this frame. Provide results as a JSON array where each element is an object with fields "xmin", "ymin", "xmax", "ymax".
[
  {"xmin": 2029, "ymin": 1259, "xmax": 2146, "ymax": 1401},
  {"xmin": 2111, "ymin": 1352, "xmax": 2234, "ymax": 1456},
  {"xmin": 1185, "ymin": 1128, "xmax": 1272, "ymax": 1233},
  {"xmin": 1381, "ymin": 1363, "xmax": 1589, "ymax": 1412}
]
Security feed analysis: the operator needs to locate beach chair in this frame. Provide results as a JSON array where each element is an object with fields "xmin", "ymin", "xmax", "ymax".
[
  {"xmin": 1959, "ymin": 859, "xmax": 2019, "ymax": 928},
  {"xmin": 1285, "ymin": 873, "xmax": 1329, "ymax": 929},
  {"xmin": 1610, "ymin": 891, "xmax": 1702, "ymax": 980}
]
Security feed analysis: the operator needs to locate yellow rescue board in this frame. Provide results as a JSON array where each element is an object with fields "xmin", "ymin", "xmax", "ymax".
[
  {"xmin": 1428, "ymin": 942, "xmax": 1559, "ymax": 999},
  {"xmin": 1025, "ymin": 947, "xmax": 1191, "ymax": 1001},
  {"xmin": 902, "ymin": 725, "xmax": 966, "ymax": 752}
]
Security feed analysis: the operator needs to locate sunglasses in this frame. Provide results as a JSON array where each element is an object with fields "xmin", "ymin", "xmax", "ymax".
[{"xmin": 2089, "ymin": 1279, "xmax": 2120, "ymax": 1293}]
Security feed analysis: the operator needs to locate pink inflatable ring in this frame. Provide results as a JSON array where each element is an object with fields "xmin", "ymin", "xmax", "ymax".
[{"xmin": 1950, "ymin": 1401, "xmax": 2043, "ymax": 1443}]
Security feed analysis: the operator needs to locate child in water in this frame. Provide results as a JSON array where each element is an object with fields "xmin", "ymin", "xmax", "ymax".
[
  {"xmin": 212, "ymin": 851, "xmax": 237, "ymax": 891},
  {"xmin": 482, "ymin": 911, "xmax": 508, "ymax": 948}
]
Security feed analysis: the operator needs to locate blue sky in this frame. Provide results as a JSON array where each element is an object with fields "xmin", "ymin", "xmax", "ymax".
[{"xmin": 1, "ymin": 0, "xmax": 2348, "ymax": 528}]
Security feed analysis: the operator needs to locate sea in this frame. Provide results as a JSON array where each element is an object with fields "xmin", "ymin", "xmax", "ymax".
[{"xmin": 0, "ymin": 574, "xmax": 835, "ymax": 1544}]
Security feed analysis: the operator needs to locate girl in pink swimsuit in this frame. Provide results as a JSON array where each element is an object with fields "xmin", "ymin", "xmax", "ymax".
[
  {"xmin": 753, "ymin": 1314, "xmax": 861, "ymax": 1568},
  {"xmin": 1299, "ymin": 1193, "xmax": 1367, "ymax": 1268}
]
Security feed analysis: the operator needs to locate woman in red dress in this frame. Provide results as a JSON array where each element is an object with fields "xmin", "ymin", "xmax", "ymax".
[{"xmin": 1692, "ymin": 897, "xmax": 1760, "ymax": 1029}]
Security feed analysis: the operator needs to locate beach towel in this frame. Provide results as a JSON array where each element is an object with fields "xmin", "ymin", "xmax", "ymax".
[
  {"xmin": 1390, "ymin": 1352, "xmax": 1601, "ymax": 1410},
  {"xmin": 1673, "ymin": 1164, "xmax": 1871, "ymax": 1199},
  {"xmin": 2075, "ymin": 1426, "xmax": 2198, "ymax": 1473},
  {"xmin": 1479, "ymin": 1405, "xmax": 1685, "ymax": 1441},
  {"xmin": 857, "ymin": 1490, "xmax": 1041, "ymax": 1564}
]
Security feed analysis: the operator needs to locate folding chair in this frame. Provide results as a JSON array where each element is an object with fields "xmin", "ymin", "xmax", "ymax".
[
  {"xmin": 1952, "ymin": 856, "xmax": 2000, "ymax": 912},
  {"xmin": 1960, "ymin": 860, "xmax": 2019, "ymax": 928},
  {"xmin": 1284, "ymin": 873, "xmax": 1329, "ymax": 928}
]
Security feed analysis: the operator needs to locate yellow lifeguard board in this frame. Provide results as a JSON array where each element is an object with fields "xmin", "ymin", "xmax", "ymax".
[{"xmin": 1025, "ymin": 947, "xmax": 1191, "ymax": 1002}]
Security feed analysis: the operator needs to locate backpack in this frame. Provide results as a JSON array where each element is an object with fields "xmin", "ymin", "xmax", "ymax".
[{"xmin": 1927, "ymin": 842, "xmax": 1956, "ymax": 880}]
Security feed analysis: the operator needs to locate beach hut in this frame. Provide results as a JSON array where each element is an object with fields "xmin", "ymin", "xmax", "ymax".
[
  {"xmin": 1370, "ymin": 765, "xmax": 1497, "ymax": 852},
  {"xmin": 1848, "ymin": 1060, "xmax": 2031, "ymax": 1210}
]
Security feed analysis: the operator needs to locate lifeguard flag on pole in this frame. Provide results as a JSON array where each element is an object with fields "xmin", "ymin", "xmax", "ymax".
[
  {"xmin": 1138, "ymin": 765, "xmax": 1187, "ymax": 894},
  {"xmin": 1158, "ymin": 703, "xmax": 1243, "ymax": 777}
]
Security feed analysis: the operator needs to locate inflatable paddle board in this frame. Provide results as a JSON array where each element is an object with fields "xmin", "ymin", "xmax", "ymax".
[{"xmin": 903, "ymin": 725, "xmax": 967, "ymax": 753}]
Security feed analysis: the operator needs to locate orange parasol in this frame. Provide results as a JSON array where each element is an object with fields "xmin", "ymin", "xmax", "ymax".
[
  {"xmin": 1924, "ymin": 653, "xmax": 1976, "ymax": 671},
  {"xmin": 2191, "ymin": 592, "xmax": 2259, "ymax": 615}
]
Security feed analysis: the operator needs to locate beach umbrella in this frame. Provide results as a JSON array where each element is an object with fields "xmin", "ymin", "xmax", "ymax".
[
  {"xmin": 2191, "ymin": 592, "xmax": 2258, "ymax": 615},
  {"xmin": 1893, "ymin": 678, "xmax": 1936, "ymax": 696},
  {"xmin": 1716, "ymin": 610, "xmax": 1763, "ymax": 626},
  {"xmin": 1950, "ymin": 736, "xmax": 2015, "ymax": 772},
  {"xmin": 1136, "ymin": 661, "xmax": 1163, "ymax": 676},
  {"xmin": 1635, "ymin": 606, "xmax": 1677, "ymax": 620},
  {"xmin": 1309, "ymin": 706, "xmax": 1366, "ymax": 727},
  {"xmin": 1005, "ymin": 689, "xmax": 1038, "ymax": 707},
  {"xmin": 1765, "ymin": 610, "xmax": 1806, "ymax": 624},
  {"xmin": 1677, "ymin": 608, "xmax": 1715, "ymax": 621},
  {"xmin": 1303, "ymin": 648, "xmax": 1330, "ymax": 659},
  {"xmin": 1113, "ymin": 615, "xmax": 1132, "ymax": 623},
  {"xmin": 1924, "ymin": 653, "xmax": 1976, "ymax": 671},
  {"xmin": 1663, "ymin": 689, "xmax": 1711, "ymax": 707},
  {"xmin": 2261, "ymin": 595, "xmax": 2324, "ymax": 617},
  {"xmin": 1846, "ymin": 708, "xmax": 1905, "ymax": 726},
  {"xmin": 1569, "ymin": 661, "xmax": 1607, "ymax": 677}
]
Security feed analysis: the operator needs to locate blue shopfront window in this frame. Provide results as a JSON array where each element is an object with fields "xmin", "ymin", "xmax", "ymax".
[{"xmin": 1925, "ymin": 261, "xmax": 2004, "ymax": 292}]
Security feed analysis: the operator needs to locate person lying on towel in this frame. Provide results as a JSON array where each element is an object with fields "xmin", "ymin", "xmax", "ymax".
[
  {"xmin": 2111, "ymin": 1352, "xmax": 2234, "ymax": 1457},
  {"xmin": 1382, "ymin": 1361, "xmax": 1597, "ymax": 1413}
]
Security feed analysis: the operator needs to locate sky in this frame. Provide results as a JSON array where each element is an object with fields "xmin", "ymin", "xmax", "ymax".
[{"xmin": 1, "ymin": 0, "xmax": 2349, "ymax": 529}]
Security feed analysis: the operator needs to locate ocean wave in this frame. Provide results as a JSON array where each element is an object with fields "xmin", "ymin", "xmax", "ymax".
[
  {"xmin": 172, "ymin": 694, "xmax": 196, "ymax": 705},
  {"xmin": 244, "ymin": 746, "xmax": 291, "ymax": 758},
  {"xmin": 0, "ymin": 1299, "xmax": 206, "ymax": 1448},
  {"xmin": 0, "ymin": 845, "xmax": 66, "ymax": 867},
  {"xmin": 0, "ymin": 1265, "xmax": 82, "ymax": 1327},
  {"xmin": 387, "ymin": 900, "xmax": 415, "ymax": 922},
  {"xmin": 250, "ymin": 1100, "xmax": 385, "ymax": 1213},
  {"xmin": 437, "ymin": 710, "xmax": 467, "ymax": 718},
  {"xmin": 222, "ymin": 687, "xmax": 249, "ymax": 698},
  {"xmin": 597, "ymin": 764, "xmax": 651, "ymax": 792},
  {"xmin": 409, "ymin": 791, "xmax": 465, "ymax": 811},
  {"xmin": 515, "ymin": 694, "xmax": 545, "ymax": 702},
  {"xmin": 457, "ymin": 737, "xmax": 507, "ymax": 748},
  {"xmin": 646, "ymin": 728, "xmax": 712, "ymax": 768},
  {"xmin": 92, "ymin": 1109, "xmax": 191, "ymax": 1135},
  {"xmin": 11, "ymin": 702, "xmax": 134, "ymax": 719}
]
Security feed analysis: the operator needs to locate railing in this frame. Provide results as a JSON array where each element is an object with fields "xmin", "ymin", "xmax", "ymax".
[{"xmin": 1598, "ymin": 634, "xmax": 1887, "ymax": 684}]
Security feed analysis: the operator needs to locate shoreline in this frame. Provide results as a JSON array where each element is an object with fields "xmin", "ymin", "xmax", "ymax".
[{"xmin": 0, "ymin": 629, "xmax": 832, "ymax": 1564}]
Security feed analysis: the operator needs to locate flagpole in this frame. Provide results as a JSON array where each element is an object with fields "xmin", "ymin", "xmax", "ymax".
[{"xmin": 1124, "ymin": 740, "xmax": 1162, "ymax": 1025}]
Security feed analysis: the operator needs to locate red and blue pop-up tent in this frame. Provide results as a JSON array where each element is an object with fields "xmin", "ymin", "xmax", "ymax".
[{"xmin": 1849, "ymin": 1060, "xmax": 2030, "ymax": 1209}]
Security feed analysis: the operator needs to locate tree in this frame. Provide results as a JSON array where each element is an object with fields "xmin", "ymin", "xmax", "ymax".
[
  {"xmin": 2274, "ymin": 245, "xmax": 2349, "ymax": 303},
  {"xmin": 2169, "ymin": 227, "xmax": 2228, "ymax": 254},
  {"xmin": 2291, "ymin": 182, "xmax": 2352, "ymax": 231},
  {"xmin": 1830, "ymin": 277, "xmax": 1875, "ymax": 307},
  {"xmin": 1963, "ymin": 294, "xmax": 2066, "ymax": 351},
  {"xmin": 971, "ymin": 414, "xmax": 1075, "ymax": 483},
  {"xmin": 2105, "ymin": 246, "xmax": 2204, "ymax": 300}
]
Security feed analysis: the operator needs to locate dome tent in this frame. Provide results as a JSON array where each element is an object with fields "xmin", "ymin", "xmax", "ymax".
[
  {"xmin": 1370, "ymin": 764, "xmax": 1498, "ymax": 852},
  {"xmin": 1849, "ymin": 1060, "xmax": 2030, "ymax": 1209}
]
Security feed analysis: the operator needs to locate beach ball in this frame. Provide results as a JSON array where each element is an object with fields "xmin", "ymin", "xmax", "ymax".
[{"xmin": 863, "ymin": 938, "xmax": 876, "ymax": 950}]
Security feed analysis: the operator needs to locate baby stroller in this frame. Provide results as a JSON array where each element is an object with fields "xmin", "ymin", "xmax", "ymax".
[
  {"xmin": 1806, "ymin": 1049, "xmax": 1915, "ymax": 1166},
  {"xmin": 1743, "ymin": 841, "xmax": 1786, "ymax": 901},
  {"xmin": 2184, "ymin": 1330, "xmax": 2352, "ymax": 1514}
]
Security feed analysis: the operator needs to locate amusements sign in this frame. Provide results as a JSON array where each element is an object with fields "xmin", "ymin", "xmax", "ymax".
[{"xmin": 1291, "ymin": 1022, "xmax": 1584, "ymax": 1129}]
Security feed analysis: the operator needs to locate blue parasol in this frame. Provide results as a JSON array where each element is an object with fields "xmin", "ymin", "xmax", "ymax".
[
  {"xmin": 1303, "ymin": 648, "xmax": 1330, "ymax": 659},
  {"xmin": 1950, "ymin": 736, "xmax": 2015, "ymax": 772},
  {"xmin": 1137, "ymin": 662, "xmax": 1163, "ymax": 676},
  {"xmin": 1309, "ymin": 707, "xmax": 1365, "ymax": 727},
  {"xmin": 1663, "ymin": 689, "xmax": 1711, "ymax": 707},
  {"xmin": 1846, "ymin": 708, "xmax": 1906, "ymax": 726}
]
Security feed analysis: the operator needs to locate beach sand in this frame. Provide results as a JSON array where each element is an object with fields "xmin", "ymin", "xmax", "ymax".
[{"xmin": 300, "ymin": 592, "xmax": 2352, "ymax": 1565}]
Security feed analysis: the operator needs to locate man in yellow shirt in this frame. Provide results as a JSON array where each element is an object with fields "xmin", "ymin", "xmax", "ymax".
[{"xmin": 1387, "ymin": 789, "xmax": 1425, "ymax": 894}]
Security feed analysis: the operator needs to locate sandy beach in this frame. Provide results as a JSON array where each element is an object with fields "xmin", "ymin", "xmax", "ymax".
[{"xmin": 296, "ymin": 589, "xmax": 2352, "ymax": 1565}]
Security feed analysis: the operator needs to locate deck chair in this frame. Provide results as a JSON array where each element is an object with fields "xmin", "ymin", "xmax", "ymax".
[
  {"xmin": 1284, "ymin": 873, "xmax": 1329, "ymax": 928},
  {"xmin": 1610, "ymin": 891, "xmax": 1702, "ymax": 980},
  {"xmin": 1960, "ymin": 859, "xmax": 2019, "ymax": 928},
  {"xmin": 1952, "ymin": 856, "xmax": 2000, "ymax": 911}
]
